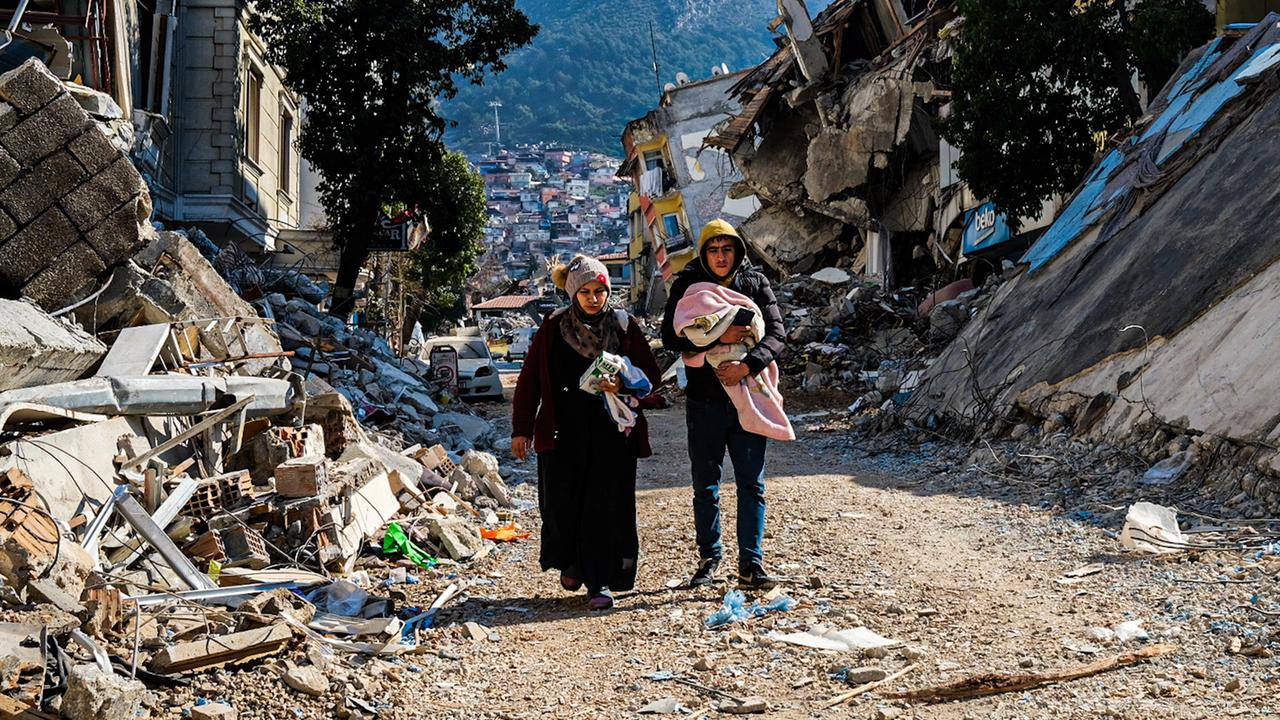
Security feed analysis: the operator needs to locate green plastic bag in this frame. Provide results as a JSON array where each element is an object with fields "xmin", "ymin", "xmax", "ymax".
[{"xmin": 382, "ymin": 522, "xmax": 437, "ymax": 569}]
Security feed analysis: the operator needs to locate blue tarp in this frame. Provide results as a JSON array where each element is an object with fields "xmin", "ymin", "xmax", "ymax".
[{"xmin": 1020, "ymin": 31, "xmax": 1279, "ymax": 272}]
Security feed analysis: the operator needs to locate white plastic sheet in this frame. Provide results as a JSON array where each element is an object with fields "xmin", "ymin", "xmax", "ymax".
[{"xmin": 1119, "ymin": 502, "xmax": 1186, "ymax": 554}]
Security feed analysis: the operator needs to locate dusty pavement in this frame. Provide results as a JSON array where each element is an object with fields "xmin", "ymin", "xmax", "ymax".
[{"xmin": 161, "ymin": 400, "xmax": 1278, "ymax": 719}]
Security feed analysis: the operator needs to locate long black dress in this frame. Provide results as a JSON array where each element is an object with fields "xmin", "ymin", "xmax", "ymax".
[{"xmin": 536, "ymin": 328, "xmax": 639, "ymax": 593}]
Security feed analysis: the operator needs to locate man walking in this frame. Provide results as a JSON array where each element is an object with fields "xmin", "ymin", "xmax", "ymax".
[{"xmin": 661, "ymin": 219, "xmax": 786, "ymax": 590}]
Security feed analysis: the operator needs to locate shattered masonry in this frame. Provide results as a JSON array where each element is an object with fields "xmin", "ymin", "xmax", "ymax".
[{"xmin": 0, "ymin": 60, "xmax": 152, "ymax": 310}]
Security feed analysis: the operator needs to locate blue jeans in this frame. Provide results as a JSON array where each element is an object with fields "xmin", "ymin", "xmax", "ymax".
[{"xmin": 686, "ymin": 396, "xmax": 767, "ymax": 571}]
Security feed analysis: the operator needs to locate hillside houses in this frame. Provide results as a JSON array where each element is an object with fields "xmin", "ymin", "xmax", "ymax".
[{"xmin": 470, "ymin": 144, "xmax": 631, "ymax": 310}]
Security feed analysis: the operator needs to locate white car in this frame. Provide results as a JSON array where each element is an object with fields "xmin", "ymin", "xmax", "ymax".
[
  {"xmin": 508, "ymin": 327, "xmax": 538, "ymax": 361},
  {"xmin": 423, "ymin": 336, "xmax": 504, "ymax": 401}
]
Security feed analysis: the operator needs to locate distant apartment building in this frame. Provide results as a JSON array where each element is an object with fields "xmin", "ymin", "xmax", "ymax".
[{"xmin": 619, "ymin": 68, "xmax": 759, "ymax": 311}]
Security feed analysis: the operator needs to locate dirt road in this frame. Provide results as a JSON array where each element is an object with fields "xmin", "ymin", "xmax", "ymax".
[{"xmin": 165, "ymin": 400, "xmax": 1277, "ymax": 719}]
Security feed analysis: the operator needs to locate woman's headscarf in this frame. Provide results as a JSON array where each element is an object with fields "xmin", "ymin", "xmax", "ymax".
[{"xmin": 551, "ymin": 255, "xmax": 621, "ymax": 358}]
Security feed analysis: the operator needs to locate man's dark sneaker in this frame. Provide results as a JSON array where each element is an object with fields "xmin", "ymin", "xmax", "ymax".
[
  {"xmin": 738, "ymin": 563, "xmax": 779, "ymax": 591},
  {"xmin": 689, "ymin": 557, "xmax": 720, "ymax": 588}
]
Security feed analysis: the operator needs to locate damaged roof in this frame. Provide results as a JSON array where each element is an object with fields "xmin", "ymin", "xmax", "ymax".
[{"xmin": 1021, "ymin": 17, "xmax": 1280, "ymax": 271}]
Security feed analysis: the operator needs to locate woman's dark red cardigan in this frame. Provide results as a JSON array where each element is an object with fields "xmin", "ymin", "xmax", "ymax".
[{"xmin": 511, "ymin": 313, "xmax": 663, "ymax": 458}]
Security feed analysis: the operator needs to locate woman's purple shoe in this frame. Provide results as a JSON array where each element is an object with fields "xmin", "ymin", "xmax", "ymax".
[{"xmin": 588, "ymin": 588, "xmax": 614, "ymax": 610}]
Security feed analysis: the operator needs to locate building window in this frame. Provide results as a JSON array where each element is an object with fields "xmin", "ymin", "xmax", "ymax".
[
  {"xmin": 662, "ymin": 213, "xmax": 681, "ymax": 239},
  {"xmin": 244, "ymin": 63, "xmax": 263, "ymax": 164},
  {"xmin": 279, "ymin": 105, "xmax": 294, "ymax": 196},
  {"xmin": 643, "ymin": 149, "xmax": 664, "ymax": 171}
]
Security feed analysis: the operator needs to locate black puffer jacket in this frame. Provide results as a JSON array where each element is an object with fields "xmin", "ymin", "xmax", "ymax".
[{"xmin": 661, "ymin": 260, "xmax": 787, "ymax": 403}]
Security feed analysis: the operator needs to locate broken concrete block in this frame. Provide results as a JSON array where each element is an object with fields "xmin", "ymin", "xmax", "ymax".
[
  {"xmin": 228, "ymin": 424, "xmax": 325, "ymax": 484},
  {"xmin": 303, "ymin": 392, "xmax": 366, "ymax": 458},
  {"xmin": 741, "ymin": 204, "xmax": 844, "ymax": 274},
  {"xmin": 84, "ymin": 194, "xmax": 151, "ymax": 261},
  {"xmin": 0, "ymin": 59, "xmax": 64, "ymax": 115},
  {"xmin": 461, "ymin": 450, "xmax": 500, "ymax": 479},
  {"xmin": 0, "ymin": 149, "xmax": 86, "ymax": 224},
  {"xmin": 275, "ymin": 455, "xmax": 328, "ymax": 498},
  {"xmin": 60, "ymin": 156, "xmax": 146, "ymax": 231},
  {"xmin": 449, "ymin": 467, "xmax": 479, "ymax": 501},
  {"xmin": 191, "ymin": 702, "xmax": 238, "ymax": 720},
  {"xmin": 60, "ymin": 663, "xmax": 147, "ymax": 720},
  {"xmin": 68, "ymin": 126, "xmax": 120, "ymax": 173},
  {"xmin": 428, "ymin": 516, "xmax": 484, "ymax": 561},
  {"xmin": 929, "ymin": 300, "xmax": 970, "ymax": 341},
  {"xmin": 433, "ymin": 412, "xmax": 494, "ymax": 445},
  {"xmin": 0, "ymin": 93, "xmax": 88, "ymax": 165},
  {"xmin": 0, "ymin": 204, "xmax": 79, "ymax": 286},
  {"xmin": 282, "ymin": 661, "xmax": 330, "ymax": 691},
  {"xmin": 0, "ymin": 298, "xmax": 106, "ymax": 392},
  {"xmin": 22, "ymin": 240, "xmax": 106, "ymax": 310},
  {"xmin": 150, "ymin": 623, "xmax": 292, "ymax": 674}
]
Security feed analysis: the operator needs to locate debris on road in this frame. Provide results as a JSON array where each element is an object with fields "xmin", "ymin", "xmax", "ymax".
[{"xmin": 886, "ymin": 645, "xmax": 1178, "ymax": 703}]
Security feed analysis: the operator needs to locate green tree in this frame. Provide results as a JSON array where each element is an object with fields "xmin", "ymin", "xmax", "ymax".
[
  {"xmin": 941, "ymin": 0, "xmax": 1213, "ymax": 223},
  {"xmin": 402, "ymin": 151, "xmax": 489, "ymax": 337},
  {"xmin": 248, "ymin": 0, "xmax": 537, "ymax": 317}
]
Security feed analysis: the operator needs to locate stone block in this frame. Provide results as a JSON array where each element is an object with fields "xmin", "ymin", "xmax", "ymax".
[
  {"xmin": 0, "ymin": 205, "xmax": 77, "ymax": 285},
  {"xmin": 192, "ymin": 702, "xmax": 238, "ymax": 720},
  {"xmin": 0, "ymin": 59, "xmax": 64, "ymax": 115},
  {"xmin": 0, "ymin": 103, "xmax": 17, "ymax": 134},
  {"xmin": 0, "ymin": 151, "xmax": 85, "ymax": 224},
  {"xmin": 0, "ymin": 146, "xmax": 19, "ymax": 189},
  {"xmin": 0, "ymin": 94, "xmax": 88, "ymax": 165},
  {"xmin": 275, "ymin": 454, "xmax": 327, "ymax": 498},
  {"xmin": 59, "ymin": 156, "xmax": 144, "ymax": 231},
  {"xmin": 84, "ymin": 194, "xmax": 151, "ymax": 260},
  {"xmin": 69, "ymin": 127, "xmax": 123, "ymax": 173},
  {"xmin": 59, "ymin": 663, "xmax": 147, "ymax": 720},
  {"xmin": 21, "ymin": 241, "xmax": 105, "ymax": 310}
]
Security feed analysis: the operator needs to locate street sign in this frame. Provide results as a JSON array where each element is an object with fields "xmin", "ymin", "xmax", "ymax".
[{"xmin": 429, "ymin": 344, "xmax": 459, "ymax": 395}]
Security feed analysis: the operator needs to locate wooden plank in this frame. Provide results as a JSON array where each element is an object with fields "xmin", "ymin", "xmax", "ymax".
[
  {"xmin": 887, "ymin": 645, "xmax": 1177, "ymax": 703},
  {"xmin": 149, "ymin": 623, "xmax": 292, "ymax": 674}
]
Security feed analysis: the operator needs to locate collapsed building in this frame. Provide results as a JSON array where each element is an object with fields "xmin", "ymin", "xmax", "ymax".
[
  {"xmin": 909, "ymin": 18, "xmax": 1280, "ymax": 512},
  {"xmin": 0, "ymin": 56, "xmax": 521, "ymax": 718},
  {"xmin": 706, "ymin": 0, "xmax": 956, "ymax": 282}
]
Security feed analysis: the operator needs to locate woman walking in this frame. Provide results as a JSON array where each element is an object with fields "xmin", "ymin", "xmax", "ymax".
[{"xmin": 511, "ymin": 255, "xmax": 661, "ymax": 609}]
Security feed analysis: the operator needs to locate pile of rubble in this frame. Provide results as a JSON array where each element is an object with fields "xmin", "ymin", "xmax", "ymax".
[
  {"xmin": 774, "ymin": 265, "xmax": 1003, "ymax": 409},
  {"xmin": 0, "ymin": 58, "xmax": 525, "ymax": 719}
]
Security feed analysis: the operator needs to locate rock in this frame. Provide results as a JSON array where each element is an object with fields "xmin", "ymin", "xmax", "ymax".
[
  {"xmin": 693, "ymin": 656, "xmax": 715, "ymax": 672},
  {"xmin": 874, "ymin": 707, "xmax": 902, "ymax": 720},
  {"xmin": 428, "ymin": 516, "xmax": 484, "ymax": 561},
  {"xmin": 449, "ymin": 467, "xmax": 479, "ymax": 501},
  {"xmin": 1018, "ymin": 656, "xmax": 1036, "ymax": 669},
  {"xmin": 1224, "ymin": 678, "xmax": 1243, "ymax": 692},
  {"xmin": 191, "ymin": 702, "xmax": 238, "ymax": 720},
  {"xmin": 434, "ymin": 412, "xmax": 494, "ymax": 445},
  {"xmin": 283, "ymin": 664, "xmax": 330, "ymax": 696},
  {"xmin": 901, "ymin": 645, "xmax": 929, "ymax": 661},
  {"xmin": 463, "ymin": 621, "xmax": 490, "ymax": 642},
  {"xmin": 929, "ymin": 300, "xmax": 969, "ymax": 340},
  {"xmin": 846, "ymin": 666, "xmax": 889, "ymax": 684},
  {"xmin": 722, "ymin": 696, "xmax": 768, "ymax": 714},
  {"xmin": 462, "ymin": 450, "xmax": 501, "ymax": 478},
  {"xmin": 638, "ymin": 697, "xmax": 684, "ymax": 714},
  {"xmin": 60, "ymin": 663, "xmax": 147, "ymax": 720},
  {"xmin": 810, "ymin": 267, "xmax": 851, "ymax": 285}
]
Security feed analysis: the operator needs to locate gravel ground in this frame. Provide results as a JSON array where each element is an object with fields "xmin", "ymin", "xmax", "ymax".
[{"xmin": 148, "ymin": 399, "xmax": 1278, "ymax": 719}]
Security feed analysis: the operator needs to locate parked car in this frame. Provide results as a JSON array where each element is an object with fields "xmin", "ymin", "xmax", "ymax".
[
  {"xmin": 508, "ymin": 327, "xmax": 538, "ymax": 361},
  {"xmin": 423, "ymin": 335, "xmax": 504, "ymax": 401}
]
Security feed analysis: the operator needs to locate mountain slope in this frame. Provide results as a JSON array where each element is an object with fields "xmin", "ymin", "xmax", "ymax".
[{"xmin": 444, "ymin": 0, "xmax": 831, "ymax": 153}]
